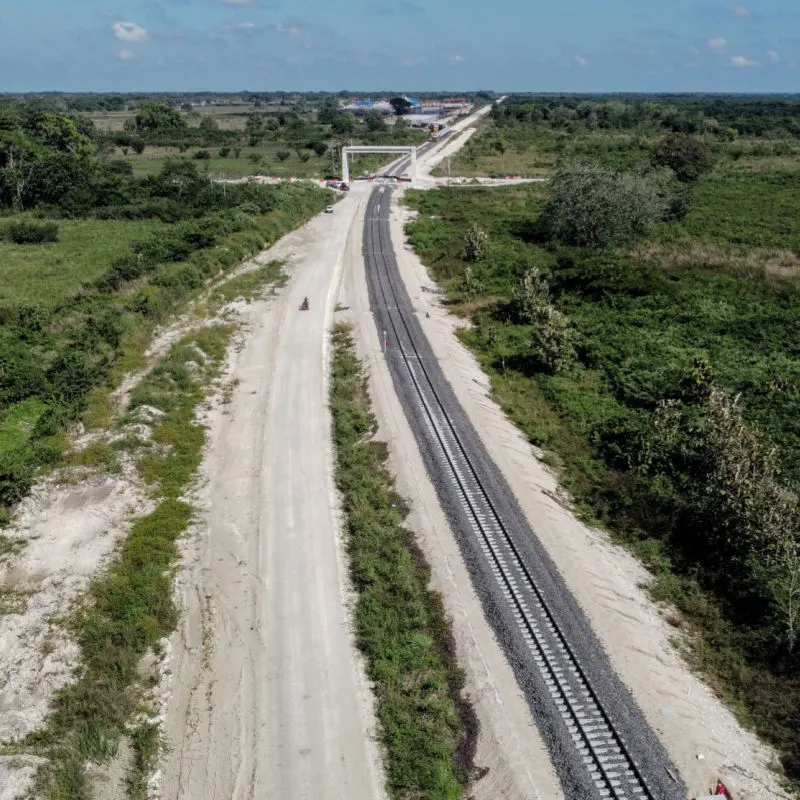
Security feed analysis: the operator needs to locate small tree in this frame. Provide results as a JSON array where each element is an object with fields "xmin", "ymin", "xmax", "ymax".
[
  {"xmin": 464, "ymin": 223, "xmax": 488, "ymax": 262},
  {"xmin": 530, "ymin": 305, "xmax": 573, "ymax": 373},
  {"xmin": 651, "ymin": 133, "xmax": 713, "ymax": 183},
  {"xmin": 513, "ymin": 266, "xmax": 550, "ymax": 324},
  {"xmin": 296, "ymin": 150, "xmax": 311, "ymax": 163},
  {"xmin": 276, "ymin": 150, "xmax": 290, "ymax": 162}
]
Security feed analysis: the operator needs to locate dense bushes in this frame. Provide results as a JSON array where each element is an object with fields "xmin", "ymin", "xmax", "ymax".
[
  {"xmin": 540, "ymin": 163, "xmax": 668, "ymax": 248},
  {"xmin": 4, "ymin": 221, "xmax": 59, "ymax": 244}
]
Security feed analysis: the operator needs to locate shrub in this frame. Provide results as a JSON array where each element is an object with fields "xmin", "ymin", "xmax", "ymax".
[
  {"xmin": 219, "ymin": 146, "xmax": 231, "ymax": 158},
  {"xmin": 276, "ymin": 150, "xmax": 290, "ymax": 162},
  {"xmin": 5, "ymin": 221, "xmax": 59, "ymax": 244},
  {"xmin": 540, "ymin": 162, "xmax": 667, "ymax": 249},
  {"xmin": 193, "ymin": 149, "xmax": 211, "ymax": 160},
  {"xmin": 652, "ymin": 133, "xmax": 713, "ymax": 183},
  {"xmin": 463, "ymin": 223, "xmax": 489, "ymax": 262},
  {"xmin": 0, "ymin": 450, "xmax": 36, "ymax": 508}
]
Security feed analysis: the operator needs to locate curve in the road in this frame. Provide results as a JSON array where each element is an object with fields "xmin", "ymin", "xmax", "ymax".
[{"xmin": 362, "ymin": 186, "xmax": 687, "ymax": 800}]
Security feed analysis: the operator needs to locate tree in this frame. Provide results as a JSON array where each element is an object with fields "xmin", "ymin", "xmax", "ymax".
[
  {"xmin": 651, "ymin": 133, "xmax": 713, "ymax": 183},
  {"xmin": 199, "ymin": 116, "xmax": 219, "ymax": 133},
  {"xmin": 276, "ymin": 150, "xmax": 290, "ymax": 162},
  {"xmin": 245, "ymin": 113, "xmax": 264, "ymax": 145},
  {"xmin": 363, "ymin": 110, "xmax": 385, "ymax": 132},
  {"xmin": 530, "ymin": 305, "xmax": 573, "ymax": 373},
  {"xmin": 318, "ymin": 104, "xmax": 339, "ymax": 125},
  {"xmin": 135, "ymin": 102, "xmax": 187, "ymax": 133},
  {"xmin": 540, "ymin": 162, "xmax": 667, "ymax": 249},
  {"xmin": 511, "ymin": 267, "xmax": 574, "ymax": 373},
  {"xmin": 311, "ymin": 141, "xmax": 328, "ymax": 157},
  {"xmin": 390, "ymin": 97, "xmax": 412, "ymax": 116},
  {"xmin": 332, "ymin": 113, "xmax": 356, "ymax": 136}
]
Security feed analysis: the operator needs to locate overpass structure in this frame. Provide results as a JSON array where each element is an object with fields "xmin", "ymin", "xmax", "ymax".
[{"xmin": 341, "ymin": 145, "xmax": 416, "ymax": 183}]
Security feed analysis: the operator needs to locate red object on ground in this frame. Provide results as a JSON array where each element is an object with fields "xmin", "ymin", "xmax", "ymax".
[{"xmin": 715, "ymin": 780, "xmax": 732, "ymax": 797}]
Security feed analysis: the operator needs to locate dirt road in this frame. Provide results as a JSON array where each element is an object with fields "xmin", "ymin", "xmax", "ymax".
[{"xmin": 158, "ymin": 188, "xmax": 385, "ymax": 800}]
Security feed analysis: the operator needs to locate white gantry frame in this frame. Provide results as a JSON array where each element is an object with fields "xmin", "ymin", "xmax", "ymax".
[{"xmin": 341, "ymin": 145, "xmax": 416, "ymax": 184}]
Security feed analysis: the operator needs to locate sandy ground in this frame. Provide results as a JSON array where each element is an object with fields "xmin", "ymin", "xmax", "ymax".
[
  {"xmin": 339, "ymin": 199, "xmax": 564, "ymax": 800},
  {"xmin": 0, "ymin": 450, "xmax": 151, "ymax": 800},
  {"xmin": 156, "ymin": 187, "xmax": 386, "ymax": 800},
  {"xmin": 388, "ymin": 194, "xmax": 789, "ymax": 800}
]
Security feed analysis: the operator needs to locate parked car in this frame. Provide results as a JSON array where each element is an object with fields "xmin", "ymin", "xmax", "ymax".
[{"xmin": 324, "ymin": 205, "xmax": 334, "ymax": 213}]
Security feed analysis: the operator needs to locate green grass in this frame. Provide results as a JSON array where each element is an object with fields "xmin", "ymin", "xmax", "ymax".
[
  {"xmin": 0, "ymin": 398, "xmax": 48, "ymax": 454},
  {"xmin": 663, "ymin": 173, "xmax": 800, "ymax": 252},
  {"xmin": 0, "ymin": 586, "xmax": 30, "ymax": 616},
  {"xmin": 0, "ymin": 218, "xmax": 166, "ymax": 307},
  {"xmin": 31, "ymin": 325, "xmax": 235, "ymax": 799},
  {"xmin": 123, "ymin": 144, "xmax": 338, "ymax": 179},
  {"xmin": 330, "ymin": 324, "xmax": 477, "ymax": 799},
  {"xmin": 404, "ymin": 181, "xmax": 800, "ymax": 791}
]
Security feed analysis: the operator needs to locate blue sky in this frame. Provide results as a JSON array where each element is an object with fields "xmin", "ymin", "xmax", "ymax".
[{"xmin": 1, "ymin": 0, "xmax": 797, "ymax": 92}]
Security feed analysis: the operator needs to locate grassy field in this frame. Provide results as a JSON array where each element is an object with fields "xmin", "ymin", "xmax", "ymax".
[
  {"xmin": 0, "ymin": 218, "xmax": 166, "ymax": 306},
  {"xmin": 404, "ymin": 160, "xmax": 800, "ymax": 789},
  {"xmin": 121, "ymin": 143, "xmax": 340, "ymax": 179},
  {"xmin": 330, "ymin": 323, "xmax": 477, "ymax": 799}
]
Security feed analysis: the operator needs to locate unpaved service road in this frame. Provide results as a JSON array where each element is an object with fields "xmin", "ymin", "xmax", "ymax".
[{"xmin": 159, "ymin": 188, "xmax": 385, "ymax": 800}]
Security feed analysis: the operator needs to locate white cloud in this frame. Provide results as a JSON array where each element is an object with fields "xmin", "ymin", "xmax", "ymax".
[
  {"xmin": 270, "ymin": 22, "xmax": 301, "ymax": 34},
  {"xmin": 218, "ymin": 0, "xmax": 258, "ymax": 5},
  {"xmin": 707, "ymin": 37, "xmax": 726, "ymax": 50},
  {"xmin": 448, "ymin": 54, "xmax": 465, "ymax": 63},
  {"xmin": 113, "ymin": 21, "xmax": 148, "ymax": 43},
  {"xmin": 221, "ymin": 21, "xmax": 257, "ymax": 31},
  {"xmin": 730, "ymin": 55, "xmax": 760, "ymax": 67},
  {"xmin": 731, "ymin": 5, "xmax": 751, "ymax": 17},
  {"xmin": 766, "ymin": 50, "xmax": 780, "ymax": 62},
  {"xmin": 118, "ymin": 49, "xmax": 136, "ymax": 60},
  {"xmin": 574, "ymin": 55, "xmax": 588, "ymax": 67}
]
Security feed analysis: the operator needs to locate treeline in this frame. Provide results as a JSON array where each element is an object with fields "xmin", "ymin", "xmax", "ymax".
[
  {"xmin": 493, "ymin": 95, "xmax": 800, "ymax": 138},
  {"xmin": 0, "ymin": 91, "xmax": 496, "ymax": 115}
]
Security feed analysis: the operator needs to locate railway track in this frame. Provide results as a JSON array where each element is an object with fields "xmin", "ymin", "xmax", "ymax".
[{"xmin": 362, "ymin": 186, "xmax": 686, "ymax": 800}]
